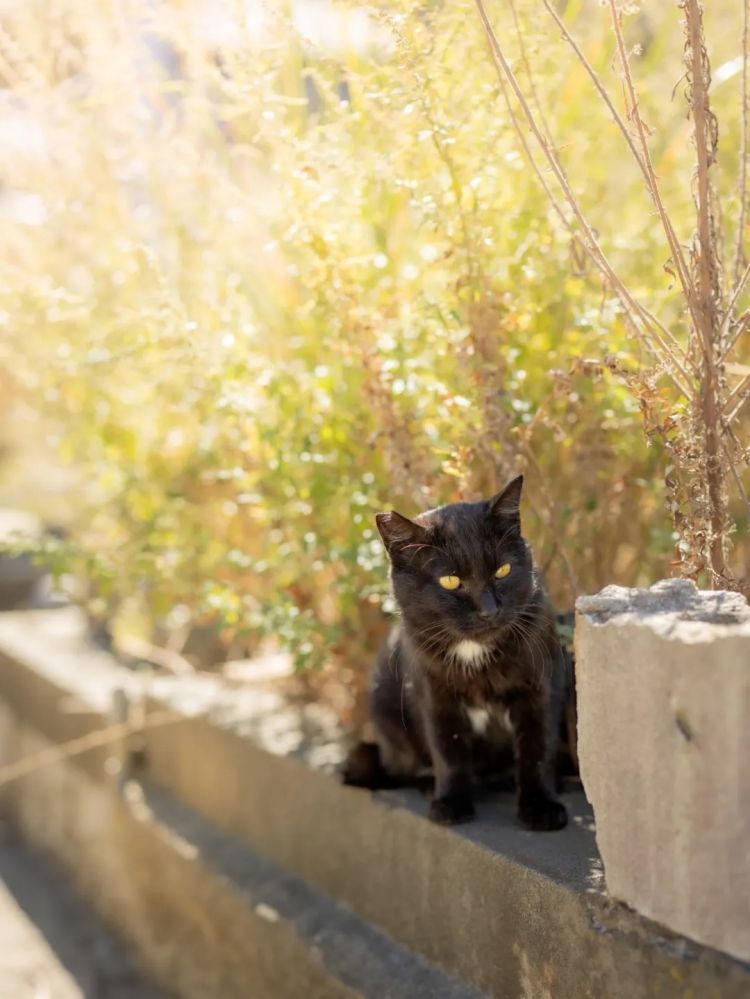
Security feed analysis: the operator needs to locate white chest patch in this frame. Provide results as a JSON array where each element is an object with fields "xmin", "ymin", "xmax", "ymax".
[
  {"xmin": 466, "ymin": 706, "xmax": 491, "ymax": 735},
  {"xmin": 452, "ymin": 640, "xmax": 487, "ymax": 667}
]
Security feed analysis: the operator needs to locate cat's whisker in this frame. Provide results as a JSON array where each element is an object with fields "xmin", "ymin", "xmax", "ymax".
[
  {"xmin": 415, "ymin": 620, "xmax": 452, "ymax": 639},
  {"xmin": 509, "ymin": 620, "xmax": 547, "ymax": 690},
  {"xmin": 509, "ymin": 621, "xmax": 537, "ymax": 680},
  {"xmin": 400, "ymin": 671, "xmax": 407, "ymax": 730},
  {"xmin": 416, "ymin": 632, "xmax": 453, "ymax": 657},
  {"xmin": 418, "ymin": 620, "xmax": 453, "ymax": 635},
  {"xmin": 399, "ymin": 542, "xmax": 443, "ymax": 568},
  {"xmin": 388, "ymin": 642, "xmax": 399, "ymax": 679},
  {"xmin": 400, "ymin": 542, "xmax": 441, "ymax": 554},
  {"xmin": 414, "ymin": 622, "xmax": 456, "ymax": 645}
]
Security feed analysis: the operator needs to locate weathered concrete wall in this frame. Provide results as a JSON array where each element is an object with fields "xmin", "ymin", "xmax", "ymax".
[
  {"xmin": 0, "ymin": 509, "xmax": 50, "ymax": 610},
  {"xmin": 1, "ymin": 608, "xmax": 749, "ymax": 997},
  {"xmin": 576, "ymin": 578, "xmax": 750, "ymax": 964},
  {"xmin": 0, "ymin": 705, "xmax": 361, "ymax": 999},
  {"xmin": 0, "ymin": 701, "xmax": 479, "ymax": 999}
]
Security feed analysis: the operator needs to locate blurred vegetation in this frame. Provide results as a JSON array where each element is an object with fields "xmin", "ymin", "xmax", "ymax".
[{"xmin": 0, "ymin": 0, "xmax": 748, "ymax": 710}]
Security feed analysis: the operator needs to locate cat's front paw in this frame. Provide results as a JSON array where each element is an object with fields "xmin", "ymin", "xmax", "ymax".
[
  {"xmin": 429, "ymin": 793, "xmax": 476, "ymax": 825},
  {"xmin": 518, "ymin": 795, "xmax": 567, "ymax": 832}
]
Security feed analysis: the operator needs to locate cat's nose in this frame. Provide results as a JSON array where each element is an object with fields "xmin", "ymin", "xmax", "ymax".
[{"xmin": 477, "ymin": 590, "xmax": 498, "ymax": 618}]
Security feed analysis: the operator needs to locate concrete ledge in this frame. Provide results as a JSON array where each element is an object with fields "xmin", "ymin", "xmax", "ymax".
[
  {"xmin": 1, "ymin": 608, "xmax": 749, "ymax": 998},
  {"xmin": 0, "ymin": 820, "xmax": 164, "ymax": 998},
  {"xmin": 576, "ymin": 579, "xmax": 750, "ymax": 964},
  {"xmin": 0, "ymin": 706, "xmax": 480, "ymax": 998}
]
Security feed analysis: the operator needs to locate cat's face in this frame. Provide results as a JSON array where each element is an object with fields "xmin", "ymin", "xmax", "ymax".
[{"xmin": 376, "ymin": 477, "xmax": 534, "ymax": 657}]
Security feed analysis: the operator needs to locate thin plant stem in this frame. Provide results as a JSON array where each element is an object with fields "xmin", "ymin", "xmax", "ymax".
[
  {"xmin": 733, "ymin": 0, "xmax": 750, "ymax": 286},
  {"xmin": 606, "ymin": 0, "xmax": 700, "ymax": 346},
  {"xmin": 721, "ymin": 258, "xmax": 750, "ymax": 356},
  {"xmin": 473, "ymin": 0, "xmax": 694, "ymax": 398},
  {"xmin": 725, "ymin": 388, "xmax": 750, "ymax": 424},
  {"xmin": 0, "ymin": 710, "xmax": 182, "ymax": 788},
  {"xmin": 509, "ymin": 0, "xmax": 556, "ymax": 149},
  {"xmin": 684, "ymin": 0, "xmax": 727, "ymax": 582},
  {"xmin": 543, "ymin": 0, "xmax": 694, "ymax": 369}
]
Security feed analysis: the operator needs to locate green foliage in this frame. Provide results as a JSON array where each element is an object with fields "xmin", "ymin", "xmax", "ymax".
[{"xmin": 1, "ymin": 0, "xmax": 747, "ymax": 679}]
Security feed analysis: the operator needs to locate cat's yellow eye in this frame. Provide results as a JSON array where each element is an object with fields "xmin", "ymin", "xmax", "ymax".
[
  {"xmin": 495, "ymin": 563, "xmax": 512, "ymax": 579},
  {"xmin": 439, "ymin": 575, "xmax": 461, "ymax": 590}
]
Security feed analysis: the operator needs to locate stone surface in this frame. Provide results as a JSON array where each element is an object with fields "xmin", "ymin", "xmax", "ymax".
[
  {"xmin": 0, "ymin": 705, "xmax": 482, "ymax": 999},
  {"xmin": 0, "ymin": 819, "xmax": 163, "ymax": 998},
  {"xmin": 0, "ymin": 509, "xmax": 45, "ymax": 610},
  {"xmin": 1, "ymin": 607, "xmax": 749, "ymax": 997},
  {"xmin": 576, "ymin": 579, "xmax": 750, "ymax": 964},
  {"xmin": 577, "ymin": 577, "xmax": 750, "ymax": 625}
]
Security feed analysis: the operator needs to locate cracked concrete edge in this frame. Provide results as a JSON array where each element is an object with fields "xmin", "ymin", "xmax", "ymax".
[{"xmin": 576, "ymin": 578, "xmax": 750, "ymax": 632}]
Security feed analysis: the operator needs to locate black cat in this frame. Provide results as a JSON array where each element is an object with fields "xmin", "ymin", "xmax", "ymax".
[{"xmin": 343, "ymin": 476, "xmax": 568, "ymax": 831}]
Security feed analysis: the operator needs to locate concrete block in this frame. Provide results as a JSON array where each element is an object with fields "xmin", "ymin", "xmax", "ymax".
[{"xmin": 576, "ymin": 578, "xmax": 750, "ymax": 963}]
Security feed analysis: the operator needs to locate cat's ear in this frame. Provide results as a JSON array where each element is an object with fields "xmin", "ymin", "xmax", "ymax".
[
  {"xmin": 489, "ymin": 475, "xmax": 523, "ymax": 525},
  {"xmin": 375, "ymin": 511, "xmax": 426, "ymax": 556}
]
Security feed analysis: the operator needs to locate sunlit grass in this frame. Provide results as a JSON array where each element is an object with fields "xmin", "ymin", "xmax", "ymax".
[{"xmin": 0, "ymin": 0, "xmax": 747, "ymax": 692}]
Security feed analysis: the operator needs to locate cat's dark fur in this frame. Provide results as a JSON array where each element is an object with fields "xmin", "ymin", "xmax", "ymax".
[{"xmin": 343, "ymin": 476, "xmax": 569, "ymax": 831}]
